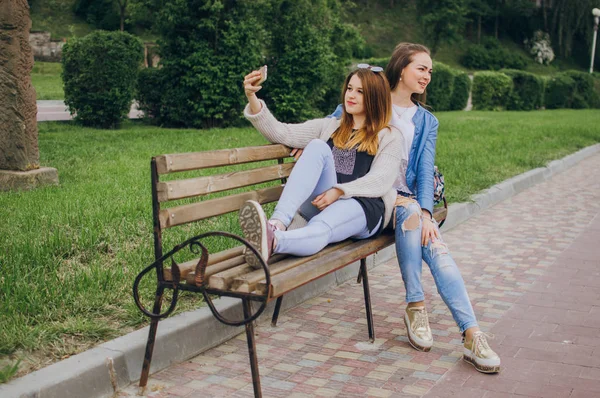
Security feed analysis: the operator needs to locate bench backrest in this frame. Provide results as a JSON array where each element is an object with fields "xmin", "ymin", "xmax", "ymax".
[{"xmin": 150, "ymin": 144, "xmax": 292, "ymax": 260}]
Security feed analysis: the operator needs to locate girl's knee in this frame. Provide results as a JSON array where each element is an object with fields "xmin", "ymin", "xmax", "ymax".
[
  {"xmin": 395, "ymin": 202, "xmax": 422, "ymax": 232},
  {"xmin": 305, "ymin": 139, "xmax": 329, "ymax": 153}
]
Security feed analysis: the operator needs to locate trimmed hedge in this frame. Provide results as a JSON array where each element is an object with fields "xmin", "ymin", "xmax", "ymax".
[
  {"xmin": 545, "ymin": 74, "xmax": 577, "ymax": 109},
  {"xmin": 501, "ymin": 69, "xmax": 544, "ymax": 111},
  {"xmin": 62, "ymin": 31, "xmax": 143, "ymax": 128},
  {"xmin": 449, "ymin": 70, "xmax": 471, "ymax": 111},
  {"xmin": 136, "ymin": 67, "xmax": 163, "ymax": 122},
  {"xmin": 472, "ymin": 72, "xmax": 513, "ymax": 110},
  {"xmin": 563, "ymin": 71, "xmax": 599, "ymax": 109},
  {"xmin": 426, "ymin": 62, "xmax": 454, "ymax": 111}
]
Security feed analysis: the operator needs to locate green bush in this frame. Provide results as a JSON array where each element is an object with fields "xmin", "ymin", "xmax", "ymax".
[
  {"xmin": 563, "ymin": 71, "xmax": 599, "ymax": 109},
  {"xmin": 461, "ymin": 45, "xmax": 490, "ymax": 70},
  {"xmin": 594, "ymin": 75, "xmax": 600, "ymax": 108},
  {"xmin": 501, "ymin": 69, "xmax": 544, "ymax": 111},
  {"xmin": 138, "ymin": 1, "xmax": 265, "ymax": 128},
  {"xmin": 137, "ymin": 0, "xmax": 360, "ymax": 127},
  {"xmin": 472, "ymin": 72, "xmax": 513, "ymax": 110},
  {"xmin": 262, "ymin": 0, "xmax": 360, "ymax": 122},
  {"xmin": 462, "ymin": 38, "xmax": 527, "ymax": 70},
  {"xmin": 136, "ymin": 67, "xmax": 164, "ymax": 122},
  {"xmin": 62, "ymin": 30, "xmax": 143, "ymax": 128},
  {"xmin": 544, "ymin": 74, "xmax": 576, "ymax": 109},
  {"xmin": 449, "ymin": 70, "xmax": 471, "ymax": 111},
  {"xmin": 426, "ymin": 62, "xmax": 455, "ymax": 111}
]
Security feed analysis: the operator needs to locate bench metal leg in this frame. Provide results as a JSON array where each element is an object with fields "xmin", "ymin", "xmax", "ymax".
[
  {"xmin": 138, "ymin": 286, "xmax": 165, "ymax": 394},
  {"xmin": 271, "ymin": 296, "xmax": 283, "ymax": 327},
  {"xmin": 243, "ymin": 298, "xmax": 262, "ymax": 398},
  {"xmin": 360, "ymin": 258, "xmax": 375, "ymax": 343}
]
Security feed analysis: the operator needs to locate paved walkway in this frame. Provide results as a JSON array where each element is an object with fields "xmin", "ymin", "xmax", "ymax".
[
  {"xmin": 36, "ymin": 100, "xmax": 142, "ymax": 121},
  {"xmin": 121, "ymin": 152, "xmax": 600, "ymax": 398}
]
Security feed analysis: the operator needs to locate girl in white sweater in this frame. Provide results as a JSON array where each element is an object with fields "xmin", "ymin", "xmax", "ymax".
[{"xmin": 240, "ymin": 66, "xmax": 403, "ymax": 268}]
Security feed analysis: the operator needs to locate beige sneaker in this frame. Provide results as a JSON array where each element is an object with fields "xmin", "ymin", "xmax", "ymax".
[
  {"xmin": 239, "ymin": 200, "xmax": 275, "ymax": 269},
  {"xmin": 463, "ymin": 331, "xmax": 501, "ymax": 373},
  {"xmin": 404, "ymin": 306, "xmax": 433, "ymax": 352}
]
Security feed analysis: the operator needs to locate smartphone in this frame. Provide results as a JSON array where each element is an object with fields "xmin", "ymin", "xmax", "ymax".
[{"xmin": 255, "ymin": 65, "xmax": 267, "ymax": 86}]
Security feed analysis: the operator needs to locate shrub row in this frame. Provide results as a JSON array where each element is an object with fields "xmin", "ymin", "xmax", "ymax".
[
  {"xmin": 426, "ymin": 62, "xmax": 472, "ymax": 112},
  {"xmin": 62, "ymin": 28, "xmax": 599, "ymax": 129},
  {"xmin": 472, "ymin": 70, "xmax": 599, "ymax": 111}
]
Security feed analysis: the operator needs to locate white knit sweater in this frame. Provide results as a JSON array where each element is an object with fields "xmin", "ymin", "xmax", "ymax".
[{"xmin": 244, "ymin": 100, "xmax": 403, "ymax": 228}]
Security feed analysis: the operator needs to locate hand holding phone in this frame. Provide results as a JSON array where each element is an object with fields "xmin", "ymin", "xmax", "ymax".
[
  {"xmin": 254, "ymin": 65, "xmax": 267, "ymax": 86},
  {"xmin": 244, "ymin": 67, "xmax": 268, "ymax": 114}
]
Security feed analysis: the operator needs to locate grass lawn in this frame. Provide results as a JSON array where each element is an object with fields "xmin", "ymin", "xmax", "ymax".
[
  {"xmin": 1, "ymin": 109, "xmax": 600, "ymax": 381},
  {"xmin": 32, "ymin": 62, "xmax": 64, "ymax": 100}
]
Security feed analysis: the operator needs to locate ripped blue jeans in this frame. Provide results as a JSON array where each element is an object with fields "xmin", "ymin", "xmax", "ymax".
[{"xmin": 394, "ymin": 197, "xmax": 477, "ymax": 333}]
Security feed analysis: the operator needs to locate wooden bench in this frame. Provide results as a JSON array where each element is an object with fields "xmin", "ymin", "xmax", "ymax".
[{"xmin": 133, "ymin": 143, "xmax": 447, "ymax": 398}]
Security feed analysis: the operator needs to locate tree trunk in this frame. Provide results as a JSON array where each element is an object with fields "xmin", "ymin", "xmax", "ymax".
[
  {"xmin": 118, "ymin": 0, "xmax": 127, "ymax": 31},
  {"xmin": 494, "ymin": 0, "xmax": 501, "ymax": 39},
  {"xmin": 477, "ymin": 15, "xmax": 482, "ymax": 44},
  {"xmin": 541, "ymin": 0, "xmax": 548, "ymax": 31},
  {"xmin": 0, "ymin": 0, "xmax": 39, "ymax": 171}
]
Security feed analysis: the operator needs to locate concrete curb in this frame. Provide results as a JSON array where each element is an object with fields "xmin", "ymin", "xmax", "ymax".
[{"xmin": 2, "ymin": 144, "xmax": 599, "ymax": 398}]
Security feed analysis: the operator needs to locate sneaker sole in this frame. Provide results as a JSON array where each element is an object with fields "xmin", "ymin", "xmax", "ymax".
[
  {"xmin": 403, "ymin": 316, "xmax": 432, "ymax": 352},
  {"xmin": 239, "ymin": 201, "xmax": 267, "ymax": 270},
  {"xmin": 463, "ymin": 354, "xmax": 500, "ymax": 374}
]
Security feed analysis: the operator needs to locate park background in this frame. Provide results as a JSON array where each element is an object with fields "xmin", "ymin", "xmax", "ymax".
[{"xmin": 2, "ymin": 0, "xmax": 600, "ymax": 385}]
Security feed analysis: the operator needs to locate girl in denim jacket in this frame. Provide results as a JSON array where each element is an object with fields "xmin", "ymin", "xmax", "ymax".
[
  {"xmin": 386, "ymin": 43, "xmax": 500, "ymax": 373},
  {"xmin": 327, "ymin": 43, "xmax": 501, "ymax": 373}
]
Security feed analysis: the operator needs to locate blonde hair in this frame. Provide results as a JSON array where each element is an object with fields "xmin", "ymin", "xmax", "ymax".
[{"xmin": 331, "ymin": 68, "xmax": 392, "ymax": 155}]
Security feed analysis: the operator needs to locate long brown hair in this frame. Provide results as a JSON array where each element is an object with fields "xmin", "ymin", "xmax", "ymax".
[
  {"xmin": 385, "ymin": 42, "xmax": 431, "ymax": 105},
  {"xmin": 331, "ymin": 68, "xmax": 391, "ymax": 156}
]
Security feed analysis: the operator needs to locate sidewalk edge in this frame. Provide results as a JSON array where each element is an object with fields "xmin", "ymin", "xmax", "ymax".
[{"xmin": 2, "ymin": 143, "xmax": 599, "ymax": 398}]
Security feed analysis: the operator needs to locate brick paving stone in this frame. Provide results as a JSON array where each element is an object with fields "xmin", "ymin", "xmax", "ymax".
[
  {"xmin": 424, "ymin": 153, "xmax": 600, "ymax": 397},
  {"xmin": 121, "ymin": 153, "xmax": 600, "ymax": 397}
]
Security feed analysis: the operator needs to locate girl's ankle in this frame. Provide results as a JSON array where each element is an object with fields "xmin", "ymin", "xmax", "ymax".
[{"xmin": 269, "ymin": 219, "xmax": 286, "ymax": 231}]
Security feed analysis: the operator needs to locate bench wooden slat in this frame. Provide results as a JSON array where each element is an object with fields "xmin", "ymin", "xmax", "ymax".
[
  {"xmin": 164, "ymin": 246, "xmax": 244, "ymax": 281},
  {"xmin": 159, "ymin": 185, "xmax": 284, "ymax": 229},
  {"xmin": 186, "ymin": 255, "xmax": 246, "ymax": 285},
  {"xmin": 157, "ymin": 163, "xmax": 294, "ymax": 202},
  {"xmin": 256, "ymin": 233, "xmax": 395, "ymax": 297},
  {"xmin": 231, "ymin": 240, "xmax": 355, "ymax": 293},
  {"xmin": 204, "ymin": 207, "xmax": 447, "ymax": 291},
  {"xmin": 208, "ymin": 263, "xmax": 255, "ymax": 290},
  {"xmin": 433, "ymin": 206, "xmax": 447, "ymax": 224},
  {"xmin": 155, "ymin": 145, "xmax": 291, "ymax": 174}
]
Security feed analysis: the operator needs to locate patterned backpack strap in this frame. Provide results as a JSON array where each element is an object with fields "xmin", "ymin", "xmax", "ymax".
[{"xmin": 433, "ymin": 165, "xmax": 445, "ymax": 206}]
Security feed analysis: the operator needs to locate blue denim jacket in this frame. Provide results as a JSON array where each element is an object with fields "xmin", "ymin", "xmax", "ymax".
[{"xmin": 329, "ymin": 103, "xmax": 438, "ymax": 215}]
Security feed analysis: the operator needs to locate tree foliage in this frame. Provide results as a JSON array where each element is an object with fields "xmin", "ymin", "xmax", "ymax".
[
  {"xmin": 140, "ymin": 0, "xmax": 266, "ymax": 128},
  {"xmin": 262, "ymin": 0, "xmax": 362, "ymax": 122},
  {"xmin": 416, "ymin": 0, "xmax": 468, "ymax": 55},
  {"xmin": 137, "ymin": 0, "xmax": 361, "ymax": 127}
]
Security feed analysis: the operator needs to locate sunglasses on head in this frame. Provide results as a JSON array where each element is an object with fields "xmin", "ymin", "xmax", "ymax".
[{"xmin": 357, "ymin": 63, "xmax": 384, "ymax": 73}]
